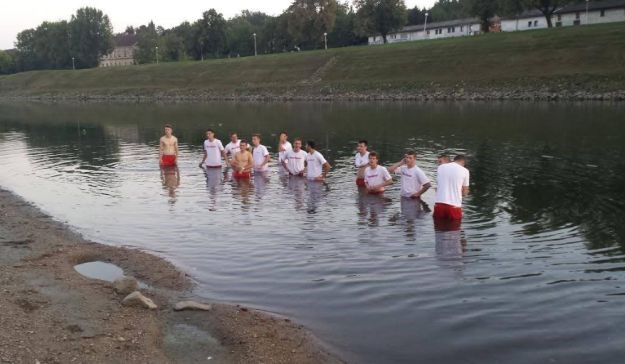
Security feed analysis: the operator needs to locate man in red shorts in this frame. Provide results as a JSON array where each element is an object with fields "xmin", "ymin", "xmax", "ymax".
[
  {"xmin": 354, "ymin": 140, "xmax": 369, "ymax": 187},
  {"xmin": 231, "ymin": 140, "xmax": 253, "ymax": 179},
  {"xmin": 434, "ymin": 155, "xmax": 469, "ymax": 230},
  {"xmin": 159, "ymin": 124, "xmax": 179, "ymax": 167}
]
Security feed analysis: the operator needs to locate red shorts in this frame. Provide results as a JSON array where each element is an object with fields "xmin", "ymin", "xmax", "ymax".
[
  {"xmin": 356, "ymin": 178, "xmax": 366, "ymax": 187},
  {"xmin": 433, "ymin": 203, "xmax": 463, "ymax": 220},
  {"xmin": 233, "ymin": 170, "xmax": 251, "ymax": 179},
  {"xmin": 367, "ymin": 187, "xmax": 385, "ymax": 195},
  {"xmin": 160, "ymin": 155, "xmax": 177, "ymax": 167}
]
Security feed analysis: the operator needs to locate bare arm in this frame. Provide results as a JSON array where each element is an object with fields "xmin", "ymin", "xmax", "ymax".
[
  {"xmin": 159, "ymin": 139, "xmax": 164, "ymax": 157},
  {"xmin": 370, "ymin": 177, "xmax": 393, "ymax": 191},
  {"xmin": 174, "ymin": 139, "xmax": 179, "ymax": 157},
  {"xmin": 462, "ymin": 186, "xmax": 470, "ymax": 197},
  {"xmin": 322, "ymin": 162, "xmax": 331, "ymax": 178},
  {"xmin": 199, "ymin": 149, "xmax": 207, "ymax": 168},
  {"xmin": 388, "ymin": 158, "xmax": 405, "ymax": 174},
  {"xmin": 411, "ymin": 182, "xmax": 431, "ymax": 199}
]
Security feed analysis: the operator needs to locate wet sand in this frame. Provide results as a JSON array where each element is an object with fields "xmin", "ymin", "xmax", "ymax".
[{"xmin": 0, "ymin": 188, "xmax": 342, "ymax": 363}]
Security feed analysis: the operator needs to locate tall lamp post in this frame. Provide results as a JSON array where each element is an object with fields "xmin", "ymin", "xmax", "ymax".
[
  {"xmin": 324, "ymin": 32, "xmax": 328, "ymax": 50},
  {"xmin": 155, "ymin": 46, "xmax": 159, "ymax": 64},
  {"xmin": 585, "ymin": 0, "xmax": 590, "ymax": 24},
  {"xmin": 424, "ymin": 12, "xmax": 429, "ymax": 35},
  {"xmin": 72, "ymin": 57, "xmax": 75, "ymax": 70},
  {"xmin": 253, "ymin": 33, "xmax": 257, "ymax": 56}
]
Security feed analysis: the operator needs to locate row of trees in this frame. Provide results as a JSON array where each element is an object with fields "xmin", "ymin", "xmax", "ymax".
[{"xmin": 1, "ymin": 0, "xmax": 581, "ymax": 74}]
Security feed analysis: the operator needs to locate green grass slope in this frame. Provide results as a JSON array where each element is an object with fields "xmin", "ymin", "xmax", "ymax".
[{"xmin": 1, "ymin": 22, "xmax": 624, "ymax": 97}]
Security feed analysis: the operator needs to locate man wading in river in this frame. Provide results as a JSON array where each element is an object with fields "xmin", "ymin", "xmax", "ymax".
[
  {"xmin": 354, "ymin": 140, "xmax": 370, "ymax": 187},
  {"xmin": 159, "ymin": 124, "xmax": 179, "ymax": 167},
  {"xmin": 434, "ymin": 154, "xmax": 470, "ymax": 231},
  {"xmin": 231, "ymin": 140, "xmax": 254, "ymax": 179}
]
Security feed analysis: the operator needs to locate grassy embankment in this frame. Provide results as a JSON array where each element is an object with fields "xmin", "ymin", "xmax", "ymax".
[{"xmin": 1, "ymin": 22, "xmax": 624, "ymax": 99}]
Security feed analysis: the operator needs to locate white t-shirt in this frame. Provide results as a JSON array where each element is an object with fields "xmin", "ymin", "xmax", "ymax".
[
  {"xmin": 252, "ymin": 144, "xmax": 270, "ymax": 172},
  {"xmin": 435, "ymin": 162, "xmax": 470, "ymax": 207},
  {"xmin": 396, "ymin": 165, "xmax": 431, "ymax": 198},
  {"xmin": 284, "ymin": 149, "xmax": 307, "ymax": 175},
  {"xmin": 278, "ymin": 141, "xmax": 293, "ymax": 163},
  {"xmin": 354, "ymin": 152, "xmax": 370, "ymax": 168},
  {"xmin": 306, "ymin": 151, "xmax": 327, "ymax": 179},
  {"xmin": 364, "ymin": 165, "xmax": 392, "ymax": 191},
  {"xmin": 203, "ymin": 139, "xmax": 224, "ymax": 167},
  {"xmin": 224, "ymin": 140, "xmax": 241, "ymax": 160}
]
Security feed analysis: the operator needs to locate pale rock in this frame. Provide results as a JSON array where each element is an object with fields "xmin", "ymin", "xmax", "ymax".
[
  {"xmin": 113, "ymin": 276, "xmax": 138, "ymax": 295},
  {"xmin": 173, "ymin": 300, "xmax": 212, "ymax": 312},
  {"xmin": 122, "ymin": 291, "xmax": 157, "ymax": 309}
]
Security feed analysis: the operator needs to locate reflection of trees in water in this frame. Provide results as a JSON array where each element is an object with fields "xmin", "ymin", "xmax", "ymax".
[{"xmin": 468, "ymin": 142, "xmax": 625, "ymax": 253}]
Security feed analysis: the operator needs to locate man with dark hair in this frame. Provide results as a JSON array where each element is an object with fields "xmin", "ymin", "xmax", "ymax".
[
  {"xmin": 437, "ymin": 154, "xmax": 451, "ymax": 165},
  {"xmin": 224, "ymin": 132, "xmax": 241, "ymax": 165},
  {"xmin": 199, "ymin": 129, "xmax": 226, "ymax": 169},
  {"xmin": 159, "ymin": 124, "xmax": 179, "ymax": 167},
  {"xmin": 277, "ymin": 131, "xmax": 292, "ymax": 168},
  {"xmin": 434, "ymin": 154, "xmax": 470, "ymax": 226},
  {"xmin": 282, "ymin": 138, "xmax": 307, "ymax": 176},
  {"xmin": 252, "ymin": 134, "xmax": 270, "ymax": 173},
  {"xmin": 354, "ymin": 140, "xmax": 369, "ymax": 187},
  {"xmin": 364, "ymin": 151, "xmax": 393, "ymax": 194},
  {"xmin": 389, "ymin": 150, "xmax": 431, "ymax": 199},
  {"xmin": 305, "ymin": 140, "xmax": 331, "ymax": 181},
  {"xmin": 231, "ymin": 140, "xmax": 253, "ymax": 179}
]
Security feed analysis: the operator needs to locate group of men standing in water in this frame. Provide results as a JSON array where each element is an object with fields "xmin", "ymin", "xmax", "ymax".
[{"xmin": 158, "ymin": 124, "xmax": 469, "ymax": 225}]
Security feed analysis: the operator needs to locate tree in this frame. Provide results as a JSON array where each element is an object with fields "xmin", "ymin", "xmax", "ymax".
[
  {"xmin": 429, "ymin": 0, "xmax": 467, "ymax": 22},
  {"xmin": 68, "ymin": 7, "xmax": 114, "ymax": 68},
  {"xmin": 328, "ymin": 3, "xmax": 367, "ymax": 47},
  {"xmin": 354, "ymin": 0, "xmax": 407, "ymax": 44},
  {"xmin": 466, "ymin": 0, "xmax": 500, "ymax": 32},
  {"xmin": 225, "ymin": 11, "xmax": 271, "ymax": 57},
  {"xmin": 406, "ymin": 6, "xmax": 428, "ymax": 25},
  {"xmin": 135, "ymin": 22, "xmax": 159, "ymax": 64},
  {"xmin": 286, "ymin": 0, "xmax": 338, "ymax": 49},
  {"xmin": 521, "ymin": 0, "xmax": 583, "ymax": 27},
  {"xmin": 194, "ymin": 9, "xmax": 227, "ymax": 58},
  {"xmin": 0, "ymin": 50, "xmax": 17, "ymax": 74}
]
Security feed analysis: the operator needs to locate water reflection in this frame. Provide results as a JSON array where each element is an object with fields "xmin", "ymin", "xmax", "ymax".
[
  {"xmin": 286, "ymin": 176, "xmax": 307, "ymax": 212},
  {"xmin": 204, "ymin": 167, "xmax": 223, "ymax": 211},
  {"xmin": 160, "ymin": 166, "xmax": 180, "ymax": 203},
  {"xmin": 357, "ymin": 191, "xmax": 392, "ymax": 227},
  {"xmin": 307, "ymin": 180, "xmax": 329, "ymax": 214}
]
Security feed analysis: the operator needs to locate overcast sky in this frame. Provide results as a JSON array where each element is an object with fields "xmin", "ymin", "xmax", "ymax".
[{"xmin": 0, "ymin": 0, "xmax": 436, "ymax": 49}]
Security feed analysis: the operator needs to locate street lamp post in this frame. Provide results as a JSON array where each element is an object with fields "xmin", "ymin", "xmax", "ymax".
[
  {"xmin": 253, "ymin": 33, "xmax": 257, "ymax": 56},
  {"xmin": 585, "ymin": 0, "xmax": 590, "ymax": 24},
  {"xmin": 72, "ymin": 57, "xmax": 75, "ymax": 70},
  {"xmin": 324, "ymin": 32, "xmax": 328, "ymax": 50},
  {"xmin": 155, "ymin": 46, "xmax": 159, "ymax": 64},
  {"xmin": 424, "ymin": 12, "xmax": 429, "ymax": 35}
]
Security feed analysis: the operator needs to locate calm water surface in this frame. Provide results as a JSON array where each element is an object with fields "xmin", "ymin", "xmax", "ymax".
[{"xmin": 1, "ymin": 102, "xmax": 625, "ymax": 363}]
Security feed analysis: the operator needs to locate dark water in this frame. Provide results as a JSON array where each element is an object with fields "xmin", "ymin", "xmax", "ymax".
[{"xmin": 1, "ymin": 102, "xmax": 625, "ymax": 363}]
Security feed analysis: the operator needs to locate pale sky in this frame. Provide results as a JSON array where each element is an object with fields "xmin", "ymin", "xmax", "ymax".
[{"xmin": 0, "ymin": 0, "xmax": 436, "ymax": 49}]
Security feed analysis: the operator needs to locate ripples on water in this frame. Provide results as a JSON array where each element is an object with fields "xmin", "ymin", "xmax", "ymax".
[{"xmin": 1, "ymin": 102, "xmax": 625, "ymax": 363}]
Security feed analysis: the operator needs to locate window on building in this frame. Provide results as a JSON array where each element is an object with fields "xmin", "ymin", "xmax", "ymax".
[
  {"xmin": 460, "ymin": 25, "xmax": 464, "ymax": 32},
  {"xmin": 557, "ymin": 14, "xmax": 562, "ymax": 21},
  {"xmin": 600, "ymin": 9, "xmax": 605, "ymax": 17},
  {"xmin": 534, "ymin": 20, "xmax": 538, "ymax": 26},
  {"xmin": 400, "ymin": 33, "xmax": 408, "ymax": 39},
  {"xmin": 427, "ymin": 30, "xmax": 430, "ymax": 35},
  {"xmin": 528, "ymin": 21, "xmax": 532, "ymax": 27},
  {"xmin": 576, "ymin": 12, "xmax": 580, "ymax": 19}
]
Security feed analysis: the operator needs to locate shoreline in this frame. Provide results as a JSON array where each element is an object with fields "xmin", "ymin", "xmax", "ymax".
[
  {"xmin": 0, "ymin": 188, "xmax": 342, "ymax": 363},
  {"xmin": 1, "ymin": 88, "xmax": 625, "ymax": 103}
]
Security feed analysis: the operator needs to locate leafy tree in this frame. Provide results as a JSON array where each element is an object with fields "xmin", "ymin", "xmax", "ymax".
[
  {"xmin": 286, "ymin": 0, "xmax": 338, "ymax": 49},
  {"xmin": 68, "ymin": 7, "xmax": 114, "ymax": 68},
  {"xmin": 194, "ymin": 9, "xmax": 227, "ymax": 58},
  {"xmin": 328, "ymin": 3, "xmax": 367, "ymax": 47},
  {"xmin": 225, "ymin": 11, "xmax": 271, "ymax": 56},
  {"xmin": 406, "ymin": 6, "xmax": 428, "ymax": 25},
  {"xmin": 354, "ymin": 0, "xmax": 407, "ymax": 44},
  {"xmin": 262, "ymin": 14, "xmax": 295, "ymax": 53},
  {"xmin": 522, "ymin": 0, "xmax": 583, "ymax": 27},
  {"xmin": 160, "ymin": 31, "xmax": 187, "ymax": 62},
  {"xmin": 429, "ymin": 0, "xmax": 468, "ymax": 22},
  {"xmin": 466, "ymin": 0, "xmax": 500, "ymax": 32},
  {"xmin": 135, "ymin": 22, "xmax": 159, "ymax": 64},
  {"xmin": 0, "ymin": 50, "xmax": 17, "ymax": 74}
]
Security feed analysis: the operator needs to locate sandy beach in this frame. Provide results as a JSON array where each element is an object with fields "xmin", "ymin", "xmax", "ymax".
[{"xmin": 0, "ymin": 188, "xmax": 342, "ymax": 363}]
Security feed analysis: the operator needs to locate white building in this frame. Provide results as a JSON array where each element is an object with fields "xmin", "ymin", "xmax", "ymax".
[
  {"xmin": 368, "ymin": 18, "xmax": 482, "ymax": 45},
  {"xmin": 99, "ymin": 33, "xmax": 138, "ymax": 67},
  {"xmin": 369, "ymin": 0, "xmax": 625, "ymax": 45}
]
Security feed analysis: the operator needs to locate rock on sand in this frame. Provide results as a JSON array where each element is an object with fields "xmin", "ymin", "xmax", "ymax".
[
  {"xmin": 173, "ymin": 300, "xmax": 212, "ymax": 312},
  {"xmin": 122, "ymin": 291, "xmax": 157, "ymax": 310},
  {"xmin": 113, "ymin": 276, "xmax": 139, "ymax": 295}
]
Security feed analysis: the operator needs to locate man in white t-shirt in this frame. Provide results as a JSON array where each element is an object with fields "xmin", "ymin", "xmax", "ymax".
[
  {"xmin": 305, "ymin": 140, "xmax": 331, "ymax": 181},
  {"xmin": 277, "ymin": 131, "xmax": 292, "ymax": 166},
  {"xmin": 282, "ymin": 138, "xmax": 307, "ymax": 176},
  {"xmin": 251, "ymin": 134, "xmax": 270, "ymax": 173},
  {"xmin": 354, "ymin": 140, "xmax": 369, "ymax": 187},
  {"xmin": 434, "ymin": 155, "xmax": 470, "ymax": 226},
  {"xmin": 388, "ymin": 150, "xmax": 431, "ymax": 199},
  {"xmin": 363, "ymin": 151, "xmax": 393, "ymax": 194},
  {"xmin": 224, "ymin": 132, "xmax": 241, "ymax": 165},
  {"xmin": 199, "ymin": 129, "xmax": 226, "ymax": 169}
]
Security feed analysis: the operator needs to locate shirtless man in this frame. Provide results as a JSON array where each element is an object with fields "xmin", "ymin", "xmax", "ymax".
[
  {"xmin": 282, "ymin": 138, "xmax": 307, "ymax": 176},
  {"xmin": 389, "ymin": 150, "xmax": 431, "ymax": 199},
  {"xmin": 277, "ymin": 132, "xmax": 292, "ymax": 169},
  {"xmin": 363, "ymin": 151, "xmax": 393, "ymax": 194},
  {"xmin": 224, "ymin": 132, "xmax": 241, "ymax": 166},
  {"xmin": 252, "ymin": 134, "xmax": 270, "ymax": 173},
  {"xmin": 159, "ymin": 124, "xmax": 179, "ymax": 167},
  {"xmin": 199, "ymin": 129, "xmax": 226, "ymax": 169},
  {"xmin": 231, "ymin": 140, "xmax": 254, "ymax": 179},
  {"xmin": 354, "ymin": 140, "xmax": 369, "ymax": 187},
  {"xmin": 305, "ymin": 140, "xmax": 331, "ymax": 181}
]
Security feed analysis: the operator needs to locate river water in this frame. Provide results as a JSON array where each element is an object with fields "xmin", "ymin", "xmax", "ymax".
[{"xmin": 0, "ymin": 102, "xmax": 624, "ymax": 363}]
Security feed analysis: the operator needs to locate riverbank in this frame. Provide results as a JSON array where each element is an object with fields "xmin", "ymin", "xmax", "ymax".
[
  {"xmin": 1, "ymin": 22, "xmax": 625, "ymax": 102},
  {"xmin": 0, "ymin": 188, "xmax": 341, "ymax": 363}
]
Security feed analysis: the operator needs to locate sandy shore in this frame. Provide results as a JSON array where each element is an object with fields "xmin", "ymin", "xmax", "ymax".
[{"xmin": 0, "ymin": 188, "xmax": 342, "ymax": 363}]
